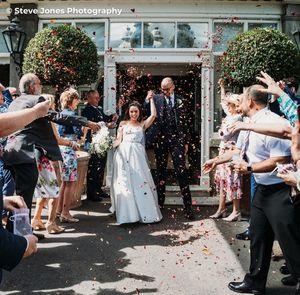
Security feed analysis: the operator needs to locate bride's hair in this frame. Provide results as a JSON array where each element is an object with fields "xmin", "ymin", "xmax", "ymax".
[{"xmin": 124, "ymin": 101, "xmax": 143, "ymax": 122}]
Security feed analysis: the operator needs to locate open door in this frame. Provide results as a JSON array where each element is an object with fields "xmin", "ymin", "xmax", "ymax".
[{"xmin": 116, "ymin": 63, "xmax": 201, "ymax": 186}]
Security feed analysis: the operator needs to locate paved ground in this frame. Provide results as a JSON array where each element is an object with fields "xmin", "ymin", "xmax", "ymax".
[{"xmin": 0, "ymin": 201, "xmax": 295, "ymax": 295}]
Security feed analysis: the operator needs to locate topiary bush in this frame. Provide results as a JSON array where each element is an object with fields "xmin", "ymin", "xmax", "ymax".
[
  {"xmin": 220, "ymin": 28, "xmax": 300, "ymax": 87},
  {"xmin": 22, "ymin": 24, "xmax": 99, "ymax": 88}
]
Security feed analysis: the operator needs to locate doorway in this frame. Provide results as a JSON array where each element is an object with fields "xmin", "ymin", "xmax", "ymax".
[{"xmin": 116, "ymin": 63, "xmax": 201, "ymax": 186}]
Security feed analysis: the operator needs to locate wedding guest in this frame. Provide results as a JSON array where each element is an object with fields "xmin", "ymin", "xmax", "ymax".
[
  {"xmin": 0, "ymin": 83, "xmax": 15, "ymax": 197},
  {"xmin": 0, "ymin": 195, "xmax": 37, "ymax": 283},
  {"xmin": 82, "ymin": 90, "xmax": 118, "ymax": 201},
  {"xmin": 209, "ymin": 79, "xmax": 243, "ymax": 221},
  {"xmin": 204, "ymin": 84, "xmax": 299, "ymax": 295},
  {"xmin": 56, "ymin": 89, "xmax": 87, "ymax": 223},
  {"xmin": 110, "ymin": 96, "xmax": 162, "ymax": 224},
  {"xmin": 3, "ymin": 73, "xmax": 100, "ymax": 240},
  {"xmin": 31, "ymin": 95, "xmax": 65, "ymax": 234}
]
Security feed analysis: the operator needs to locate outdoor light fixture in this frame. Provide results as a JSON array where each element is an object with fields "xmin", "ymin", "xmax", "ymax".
[
  {"xmin": 292, "ymin": 29, "xmax": 300, "ymax": 51},
  {"xmin": 2, "ymin": 17, "xmax": 27, "ymax": 76}
]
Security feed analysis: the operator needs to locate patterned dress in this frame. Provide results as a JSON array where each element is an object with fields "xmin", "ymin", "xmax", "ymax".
[
  {"xmin": 214, "ymin": 114, "xmax": 243, "ymax": 201},
  {"xmin": 34, "ymin": 149, "xmax": 59, "ymax": 198},
  {"xmin": 57, "ymin": 109, "xmax": 82, "ymax": 182}
]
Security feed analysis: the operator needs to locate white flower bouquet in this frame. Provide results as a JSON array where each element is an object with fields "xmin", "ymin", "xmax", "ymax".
[{"xmin": 90, "ymin": 122, "xmax": 115, "ymax": 157}]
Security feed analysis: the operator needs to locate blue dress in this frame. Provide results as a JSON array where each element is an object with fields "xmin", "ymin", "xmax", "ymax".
[{"xmin": 57, "ymin": 109, "xmax": 82, "ymax": 182}]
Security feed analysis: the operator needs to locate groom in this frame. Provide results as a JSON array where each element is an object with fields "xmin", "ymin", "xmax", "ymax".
[{"xmin": 144, "ymin": 77, "xmax": 195, "ymax": 220}]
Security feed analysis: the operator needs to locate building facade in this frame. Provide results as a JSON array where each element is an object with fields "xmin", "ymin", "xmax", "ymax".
[{"xmin": 0, "ymin": 0, "xmax": 299, "ymax": 199}]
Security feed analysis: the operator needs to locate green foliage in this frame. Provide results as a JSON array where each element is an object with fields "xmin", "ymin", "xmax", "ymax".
[
  {"xmin": 220, "ymin": 28, "xmax": 300, "ymax": 87},
  {"xmin": 22, "ymin": 24, "xmax": 99, "ymax": 87}
]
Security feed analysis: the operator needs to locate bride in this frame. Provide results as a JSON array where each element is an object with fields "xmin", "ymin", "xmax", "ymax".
[{"xmin": 110, "ymin": 91, "xmax": 162, "ymax": 224}]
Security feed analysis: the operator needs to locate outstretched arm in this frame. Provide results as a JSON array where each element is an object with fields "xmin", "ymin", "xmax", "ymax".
[
  {"xmin": 229, "ymin": 121, "xmax": 292, "ymax": 139},
  {"xmin": 202, "ymin": 147, "xmax": 240, "ymax": 174},
  {"xmin": 0, "ymin": 100, "xmax": 50, "ymax": 137},
  {"xmin": 257, "ymin": 71, "xmax": 298, "ymax": 124},
  {"xmin": 143, "ymin": 91, "xmax": 157, "ymax": 130}
]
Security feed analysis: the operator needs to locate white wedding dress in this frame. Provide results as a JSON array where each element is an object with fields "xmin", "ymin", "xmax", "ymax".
[{"xmin": 110, "ymin": 124, "xmax": 162, "ymax": 224}]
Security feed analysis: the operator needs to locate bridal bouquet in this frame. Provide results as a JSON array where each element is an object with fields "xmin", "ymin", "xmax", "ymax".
[{"xmin": 90, "ymin": 122, "xmax": 114, "ymax": 157}]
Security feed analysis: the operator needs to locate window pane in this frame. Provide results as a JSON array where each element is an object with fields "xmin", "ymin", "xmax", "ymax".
[
  {"xmin": 176, "ymin": 22, "xmax": 209, "ymax": 48},
  {"xmin": 76, "ymin": 23, "xmax": 105, "ymax": 51},
  {"xmin": 42, "ymin": 22, "xmax": 71, "ymax": 29},
  {"xmin": 248, "ymin": 23, "xmax": 278, "ymax": 30},
  {"xmin": 0, "ymin": 25, "xmax": 8, "ymax": 53},
  {"xmin": 213, "ymin": 22, "xmax": 243, "ymax": 52},
  {"xmin": 144, "ymin": 22, "xmax": 175, "ymax": 48},
  {"xmin": 110, "ymin": 23, "xmax": 142, "ymax": 48}
]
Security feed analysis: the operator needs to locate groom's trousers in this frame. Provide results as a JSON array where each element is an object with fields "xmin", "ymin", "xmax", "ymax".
[
  {"xmin": 244, "ymin": 182, "xmax": 300, "ymax": 290},
  {"xmin": 154, "ymin": 136, "xmax": 192, "ymax": 208}
]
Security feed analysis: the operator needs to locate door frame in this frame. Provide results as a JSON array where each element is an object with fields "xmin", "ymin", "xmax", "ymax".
[{"xmin": 103, "ymin": 51, "xmax": 213, "ymax": 191}]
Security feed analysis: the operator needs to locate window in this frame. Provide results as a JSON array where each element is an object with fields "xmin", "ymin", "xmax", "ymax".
[
  {"xmin": 0, "ymin": 25, "xmax": 9, "ymax": 53},
  {"xmin": 110, "ymin": 22, "xmax": 142, "ymax": 48},
  {"xmin": 42, "ymin": 22, "xmax": 71, "ymax": 29},
  {"xmin": 248, "ymin": 22, "xmax": 278, "ymax": 30},
  {"xmin": 213, "ymin": 22, "xmax": 243, "ymax": 52},
  {"xmin": 144, "ymin": 22, "xmax": 175, "ymax": 48},
  {"xmin": 176, "ymin": 22, "xmax": 209, "ymax": 48},
  {"xmin": 76, "ymin": 23, "xmax": 105, "ymax": 51}
]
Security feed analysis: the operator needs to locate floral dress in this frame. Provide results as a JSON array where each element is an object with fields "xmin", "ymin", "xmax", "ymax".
[
  {"xmin": 57, "ymin": 109, "xmax": 82, "ymax": 182},
  {"xmin": 34, "ymin": 149, "xmax": 59, "ymax": 199},
  {"xmin": 214, "ymin": 113, "xmax": 243, "ymax": 201}
]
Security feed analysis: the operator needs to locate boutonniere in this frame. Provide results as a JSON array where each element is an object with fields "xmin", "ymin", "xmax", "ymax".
[{"xmin": 175, "ymin": 98, "xmax": 184, "ymax": 108}]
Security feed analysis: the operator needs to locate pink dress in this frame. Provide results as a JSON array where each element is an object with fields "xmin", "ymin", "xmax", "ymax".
[{"xmin": 214, "ymin": 113, "xmax": 243, "ymax": 201}]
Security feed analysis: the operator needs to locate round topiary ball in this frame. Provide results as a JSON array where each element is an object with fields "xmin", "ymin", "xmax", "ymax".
[
  {"xmin": 220, "ymin": 28, "xmax": 300, "ymax": 87},
  {"xmin": 22, "ymin": 24, "xmax": 99, "ymax": 88}
]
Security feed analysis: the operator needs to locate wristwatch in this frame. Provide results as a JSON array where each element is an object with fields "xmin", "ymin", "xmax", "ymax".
[{"xmin": 247, "ymin": 164, "xmax": 252, "ymax": 173}]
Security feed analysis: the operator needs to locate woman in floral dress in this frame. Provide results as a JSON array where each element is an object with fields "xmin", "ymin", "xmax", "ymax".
[
  {"xmin": 56, "ymin": 89, "xmax": 87, "ymax": 223},
  {"xmin": 209, "ymin": 79, "xmax": 243, "ymax": 222}
]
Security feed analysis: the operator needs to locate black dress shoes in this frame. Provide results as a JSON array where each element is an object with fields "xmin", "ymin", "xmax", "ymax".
[
  {"xmin": 185, "ymin": 208, "xmax": 195, "ymax": 221},
  {"xmin": 280, "ymin": 263, "xmax": 290, "ymax": 275},
  {"xmin": 228, "ymin": 281, "xmax": 265, "ymax": 294},
  {"xmin": 99, "ymin": 192, "xmax": 110, "ymax": 199},
  {"xmin": 236, "ymin": 228, "xmax": 251, "ymax": 241},
  {"xmin": 281, "ymin": 275, "xmax": 298, "ymax": 286}
]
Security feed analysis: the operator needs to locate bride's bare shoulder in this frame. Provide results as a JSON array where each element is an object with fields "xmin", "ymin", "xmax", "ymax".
[{"xmin": 119, "ymin": 120, "xmax": 128, "ymax": 126}]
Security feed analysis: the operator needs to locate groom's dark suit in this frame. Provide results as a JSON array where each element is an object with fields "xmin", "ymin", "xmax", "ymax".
[{"xmin": 144, "ymin": 93, "xmax": 192, "ymax": 211}]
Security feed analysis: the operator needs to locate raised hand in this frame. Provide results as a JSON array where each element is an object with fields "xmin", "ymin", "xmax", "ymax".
[
  {"xmin": 256, "ymin": 71, "xmax": 284, "ymax": 97},
  {"xmin": 146, "ymin": 90, "xmax": 154, "ymax": 101},
  {"xmin": 202, "ymin": 159, "xmax": 216, "ymax": 174},
  {"xmin": 218, "ymin": 78, "xmax": 225, "ymax": 87}
]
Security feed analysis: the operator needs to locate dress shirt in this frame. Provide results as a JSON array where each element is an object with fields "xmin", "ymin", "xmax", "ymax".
[
  {"xmin": 236, "ymin": 108, "xmax": 291, "ymax": 185},
  {"xmin": 165, "ymin": 93, "xmax": 175, "ymax": 108}
]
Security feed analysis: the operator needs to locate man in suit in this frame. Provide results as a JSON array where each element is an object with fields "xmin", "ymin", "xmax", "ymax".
[
  {"xmin": 145, "ymin": 77, "xmax": 194, "ymax": 220},
  {"xmin": 82, "ymin": 90, "xmax": 118, "ymax": 201},
  {"xmin": 3, "ymin": 73, "xmax": 100, "ymax": 240}
]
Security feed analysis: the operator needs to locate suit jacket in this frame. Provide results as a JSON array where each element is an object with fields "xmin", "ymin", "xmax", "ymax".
[
  {"xmin": 3, "ymin": 94, "xmax": 88, "ymax": 165},
  {"xmin": 81, "ymin": 103, "xmax": 112, "ymax": 143},
  {"xmin": 144, "ymin": 93, "xmax": 190, "ymax": 148},
  {"xmin": 0, "ymin": 195, "xmax": 27, "ymax": 283}
]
